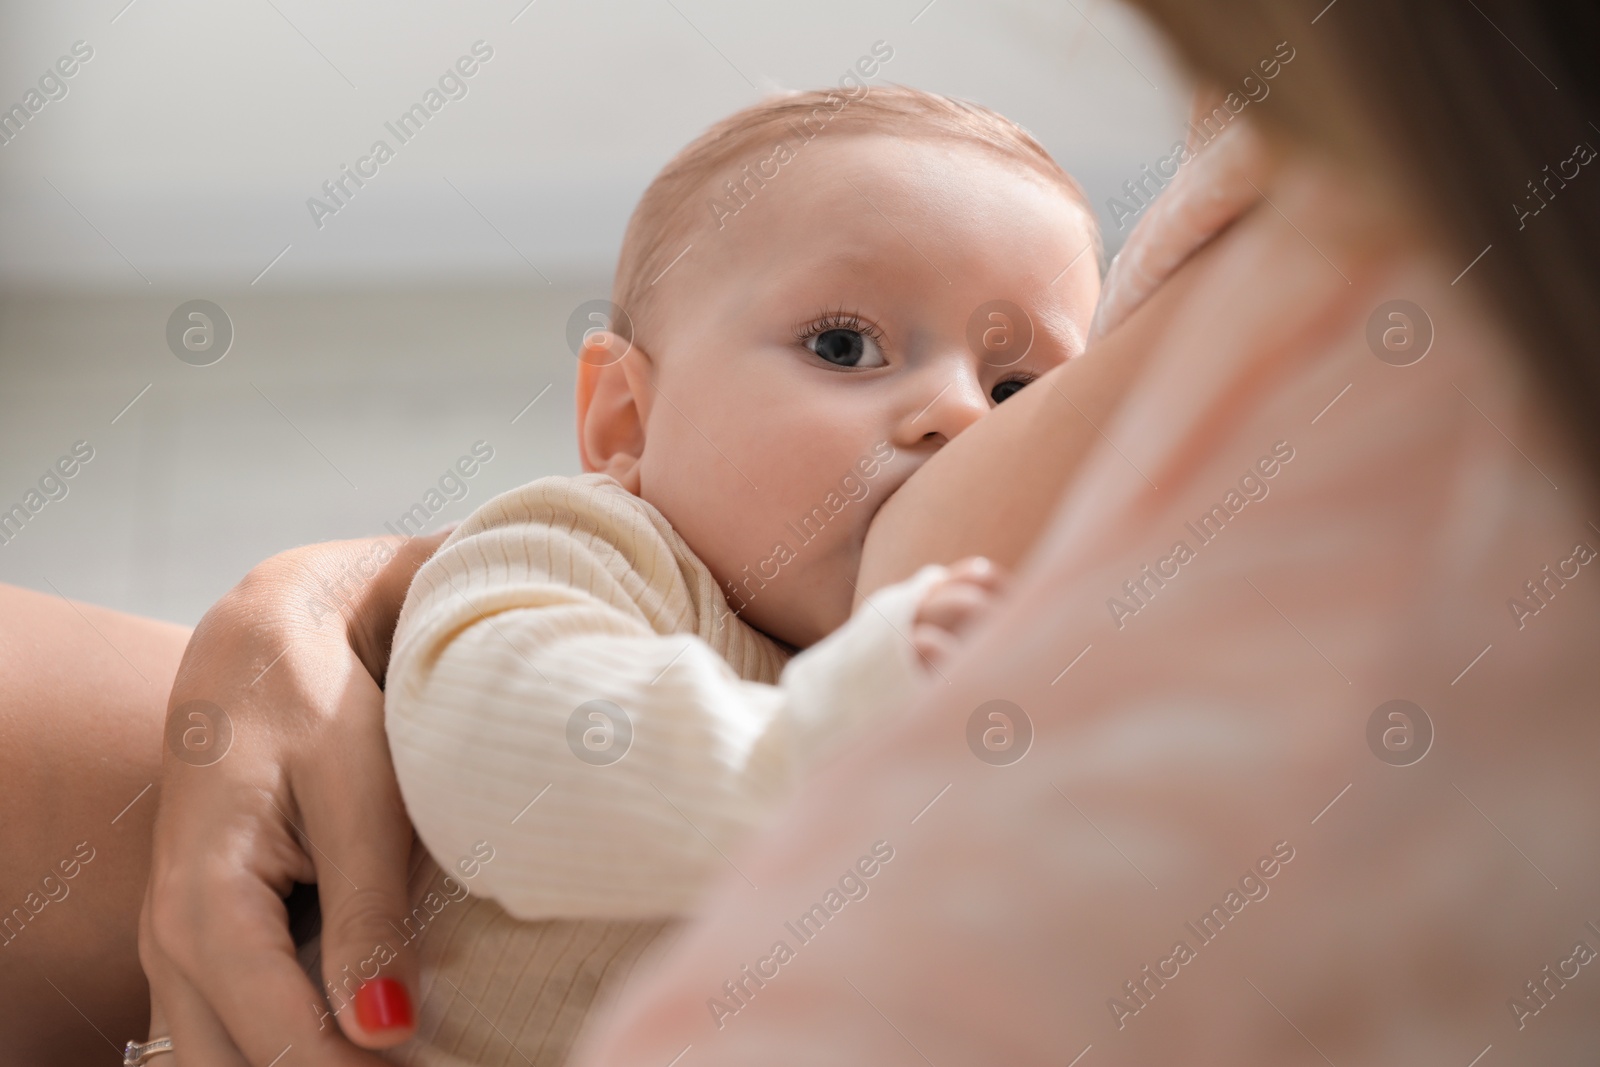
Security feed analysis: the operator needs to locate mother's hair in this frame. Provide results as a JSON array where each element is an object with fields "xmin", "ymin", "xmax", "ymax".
[{"xmin": 1128, "ymin": 0, "xmax": 1600, "ymax": 483}]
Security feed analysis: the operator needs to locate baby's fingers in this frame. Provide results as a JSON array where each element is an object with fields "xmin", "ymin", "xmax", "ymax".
[
  {"xmin": 943, "ymin": 555, "xmax": 1007, "ymax": 590},
  {"xmin": 915, "ymin": 580, "xmax": 996, "ymax": 636},
  {"xmin": 911, "ymin": 621, "xmax": 962, "ymax": 671},
  {"xmin": 915, "ymin": 557, "xmax": 1006, "ymax": 637}
]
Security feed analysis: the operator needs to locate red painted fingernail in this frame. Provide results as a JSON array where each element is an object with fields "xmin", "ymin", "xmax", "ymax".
[{"xmin": 355, "ymin": 977, "xmax": 414, "ymax": 1032}]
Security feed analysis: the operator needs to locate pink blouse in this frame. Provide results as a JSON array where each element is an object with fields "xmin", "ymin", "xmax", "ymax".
[{"xmin": 575, "ymin": 131, "xmax": 1600, "ymax": 1064}]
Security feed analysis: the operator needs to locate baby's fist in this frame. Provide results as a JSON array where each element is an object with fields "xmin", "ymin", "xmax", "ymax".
[{"xmin": 911, "ymin": 556, "xmax": 1007, "ymax": 672}]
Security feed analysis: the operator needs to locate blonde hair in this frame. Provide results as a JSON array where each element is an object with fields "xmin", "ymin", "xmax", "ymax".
[{"xmin": 612, "ymin": 84, "xmax": 1100, "ymax": 341}]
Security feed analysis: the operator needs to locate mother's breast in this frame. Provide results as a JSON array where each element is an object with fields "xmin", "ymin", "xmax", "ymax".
[{"xmin": 853, "ymin": 222, "xmax": 1232, "ymax": 605}]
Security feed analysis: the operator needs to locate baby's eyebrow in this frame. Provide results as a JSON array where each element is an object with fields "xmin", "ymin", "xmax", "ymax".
[
  {"xmin": 794, "ymin": 244, "xmax": 897, "ymax": 280},
  {"xmin": 1032, "ymin": 306, "xmax": 1086, "ymax": 359}
]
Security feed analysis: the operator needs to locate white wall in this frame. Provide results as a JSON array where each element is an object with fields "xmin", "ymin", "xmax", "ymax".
[{"xmin": 0, "ymin": 287, "xmax": 588, "ymax": 623}]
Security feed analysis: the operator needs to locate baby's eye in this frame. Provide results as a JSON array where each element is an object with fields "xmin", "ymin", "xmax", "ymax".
[
  {"xmin": 807, "ymin": 328, "xmax": 886, "ymax": 369},
  {"xmin": 991, "ymin": 377, "xmax": 1032, "ymax": 404}
]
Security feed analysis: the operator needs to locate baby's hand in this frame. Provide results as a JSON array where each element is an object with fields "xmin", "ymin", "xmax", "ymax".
[{"xmin": 910, "ymin": 556, "xmax": 1007, "ymax": 671}]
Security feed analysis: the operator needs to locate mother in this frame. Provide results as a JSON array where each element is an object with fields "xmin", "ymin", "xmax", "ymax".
[
  {"xmin": 4, "ymin": 0, "xmax": 1598, "ymax": 1063},
  {"xmin": 576, "ymin": 2, "xmax": 1600, "ymax": 1062}
]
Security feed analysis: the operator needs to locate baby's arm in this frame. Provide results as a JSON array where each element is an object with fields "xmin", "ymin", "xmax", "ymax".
[
  {"xmin": 383, "ymin": 480, "xmax": 995, "ymax": 922},
  {"xmin": 765, "ymin": 555, "xmax": 1002, "ymax": 770}
]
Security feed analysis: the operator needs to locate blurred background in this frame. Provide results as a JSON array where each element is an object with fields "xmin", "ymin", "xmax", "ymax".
[{"xmin": 0, "ymin": 0, "xmax": 1187, "ymax": 626}]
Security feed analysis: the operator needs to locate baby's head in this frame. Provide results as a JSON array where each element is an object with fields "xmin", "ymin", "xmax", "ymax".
[{"xmin": 576, "ymin": 84, "xmax": 1101, "ymax": 649}]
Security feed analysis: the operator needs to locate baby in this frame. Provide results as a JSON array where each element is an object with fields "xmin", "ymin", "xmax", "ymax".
[{"xmin": 309, "ymin": 84, "xmax": 1102, "ymax": 1064}]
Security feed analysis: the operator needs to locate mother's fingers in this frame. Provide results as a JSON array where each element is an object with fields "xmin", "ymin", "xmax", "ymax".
[
  {"xmin": 294, "ymin": 680, "xmax": 422, "ymax": 1048},
  {"xmin": 143, "ymin": 770, "xmax": 393, "ymax": 1067},
  {"xmin": 151, "ymin": 865, "xmax": 392, "ymax": 1067},
  {"xmin": 157, "ymin": 971, "xmax": 253, "ymax": 1067},
  {"xmin": 1088, "ymin": 108, "xmax": 1270, "ymax": 342},
  {"xmin": 140, "ymin": 893, "xmax": 251, "ymax": 1067}
]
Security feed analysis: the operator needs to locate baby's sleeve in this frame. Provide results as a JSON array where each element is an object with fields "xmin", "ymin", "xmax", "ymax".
[{"xmin": 384, "ymin": 478, "xmax": 947, "ymax": 921}]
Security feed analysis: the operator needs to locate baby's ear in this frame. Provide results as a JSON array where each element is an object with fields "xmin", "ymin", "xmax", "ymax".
[{"xmin": 575, "ymin": 330, "xmax": 654, "ymax": 492}]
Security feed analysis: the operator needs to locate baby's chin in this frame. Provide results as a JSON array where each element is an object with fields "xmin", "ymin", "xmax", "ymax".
[{"xmin": 729, "ymin": 559, "xmax": 857, "ymax": 652}]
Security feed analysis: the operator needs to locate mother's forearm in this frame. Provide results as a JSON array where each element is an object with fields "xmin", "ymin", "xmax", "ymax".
[
  {"xmin": 0, "ymin": 584, "xmax": 187, "ymax": 1063},
  {"xmin": 855, "ymin": 239, "xmax": 1215, "ymax": 600}
]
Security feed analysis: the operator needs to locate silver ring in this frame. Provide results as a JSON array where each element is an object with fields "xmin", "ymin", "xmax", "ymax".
[{"xmin": 124, "ymin": 1037, "xmax": 175, "ymax": 1064}]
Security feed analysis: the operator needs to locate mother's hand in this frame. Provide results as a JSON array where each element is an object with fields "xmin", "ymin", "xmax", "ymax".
[{"xmin": 139, "ymin": 531, "xmax": 447, "ymax": 1066}]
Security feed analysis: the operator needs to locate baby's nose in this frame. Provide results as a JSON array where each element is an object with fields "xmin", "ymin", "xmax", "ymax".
[{"xmin": 902, "ymin": 371, "xmax": 989, "ymax": 446}]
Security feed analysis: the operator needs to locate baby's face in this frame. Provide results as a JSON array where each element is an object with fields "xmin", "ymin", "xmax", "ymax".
[{"xmin": 634, "ymin": 133, "xmax": 1100, "ymax": 648}]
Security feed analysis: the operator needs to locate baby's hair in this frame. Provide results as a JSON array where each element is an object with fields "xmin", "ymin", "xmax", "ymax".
[{"xmin": 612, "ymin": 84, "xmax": 1101, "ymax": 342}]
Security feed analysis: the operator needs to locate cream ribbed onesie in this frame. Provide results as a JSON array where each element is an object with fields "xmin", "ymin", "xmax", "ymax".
[{"xmin": 321, "ymin": 472, "xmax": 944, "ymax": 1065}]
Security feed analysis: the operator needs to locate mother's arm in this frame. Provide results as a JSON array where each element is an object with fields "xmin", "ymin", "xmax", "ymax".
[
  {"xmin": 0, "ymin": 527, "xmax": 448, "ymax": 1067},
  {"xmin": 0, "ymin": 584, "xmax": 188, "ymax": 1067}
]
